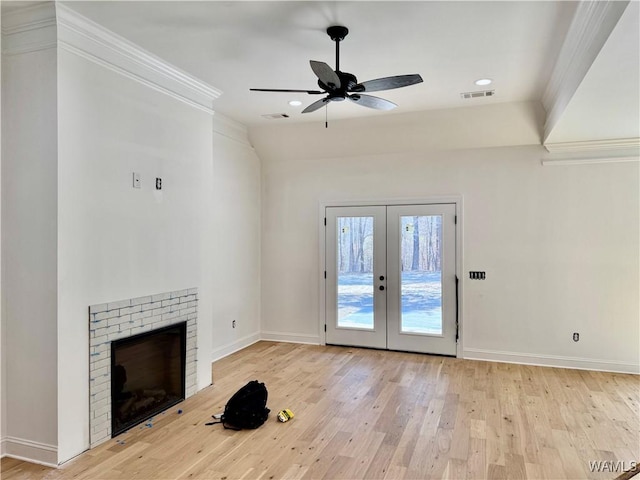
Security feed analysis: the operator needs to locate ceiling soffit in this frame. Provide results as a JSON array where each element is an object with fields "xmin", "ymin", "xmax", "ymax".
[{"xmin": 542, "ymin": 0, "xmax": 638, "ymax": 157}]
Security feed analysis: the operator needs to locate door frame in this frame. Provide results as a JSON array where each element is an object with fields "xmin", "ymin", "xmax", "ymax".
[{"xmin": 318, "ymin": 196, "xmax": 464, "ymax": 358}]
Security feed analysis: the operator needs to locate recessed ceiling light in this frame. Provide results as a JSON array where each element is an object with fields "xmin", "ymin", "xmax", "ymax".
[
  {"xmin": 288, "ymin": 100, "xmax": 302, "ymax": 107},
  {"xmin": 475, "ymin": 78, "xmax": 493, "ymax": 86}
]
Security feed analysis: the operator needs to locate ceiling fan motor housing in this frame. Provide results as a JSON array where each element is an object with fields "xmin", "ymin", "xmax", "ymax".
[{"xmin": 317, "ymin": 71, "xmax": 360, "ymax": 96}]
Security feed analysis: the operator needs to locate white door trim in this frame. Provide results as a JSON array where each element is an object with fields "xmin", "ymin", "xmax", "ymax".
[{"xmin": 318, "ymin": 196, "xmax": 464, "ymax": 358}]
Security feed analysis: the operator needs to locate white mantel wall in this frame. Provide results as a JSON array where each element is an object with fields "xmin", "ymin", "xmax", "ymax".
[
  {"xmin": 251, "ymin": 102, "xmax": 639, "ymax": 373},
  {"xmin": 2, "ymin": 3, "xmax": 220, "ymax": 465},
  {"xmin": 56, "ymin": 47, "xmax": 214, "ymax": 462}
]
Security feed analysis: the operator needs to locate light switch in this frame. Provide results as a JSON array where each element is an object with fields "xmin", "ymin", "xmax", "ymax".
[{"xmin": 133, "ymin": 172, "xmax": 141, "ymax": 188}]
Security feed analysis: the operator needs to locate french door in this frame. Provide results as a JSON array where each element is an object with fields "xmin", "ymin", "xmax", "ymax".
[{"xmin": 325, "ymin": 204, "xmax": 457, "ymax": 356}]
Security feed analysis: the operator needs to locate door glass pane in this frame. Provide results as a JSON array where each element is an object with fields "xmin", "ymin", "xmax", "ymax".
[
  {"xmin": 400, "ymin": 215, "xmax": 443, "ymax": 334},
  {"xmin": 336, "ymin": 216, "xmax": 374, "ymax": 329}
]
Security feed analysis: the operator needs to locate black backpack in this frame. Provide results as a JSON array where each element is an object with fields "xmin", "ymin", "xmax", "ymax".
[{"xmin": 206, "ymin": 380, "xmax": 270, "ymax": 430}]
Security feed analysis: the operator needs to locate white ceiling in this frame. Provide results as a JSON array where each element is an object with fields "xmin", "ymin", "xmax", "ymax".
[
  {"xmin": 2, "ymin": 0, "xmax": 637, "ymax": 146},
  {"xmin": 61, "ymin": 1, "xmax": 579, "ymax": 127}
]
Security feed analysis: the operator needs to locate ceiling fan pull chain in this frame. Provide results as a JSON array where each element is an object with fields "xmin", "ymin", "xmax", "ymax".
[{"xmin": 325, "ymin": 103, "xmax": 328, "ymax": 128}]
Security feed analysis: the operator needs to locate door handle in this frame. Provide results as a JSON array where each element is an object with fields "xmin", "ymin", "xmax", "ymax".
[
  {"xmin": 379, "ymin": 275, "xmax": 385, "ymax": 281},
  {"xmin": 379, "ymin": 285, "xmax": 385, "ymax": 291}
]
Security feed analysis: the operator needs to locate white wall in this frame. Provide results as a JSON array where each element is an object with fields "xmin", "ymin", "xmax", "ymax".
[
  {"xmin": 1, "ymin": 4, "xmax": 262, "ymax": 465},
  {"xmin": 0, "ymin": 6, "xmax": 5, "ymax": 457},
  {"xmin": 1, "ymin": 46, "xmax": 59, "ymax": 464},
  {"xmin": 56, "ymin": 49, "xmax": 214, "ymax": 462},
  {"xmin": 251, "ymin": 102, "xmax": 640, "ymax": 373},
  {"xmin": 211, "ymin": 115, "xmax": 262, "ymax": 362}
]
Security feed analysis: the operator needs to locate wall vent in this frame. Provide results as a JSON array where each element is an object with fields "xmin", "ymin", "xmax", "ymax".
[
  {"xmin": 460, "ymin": 90, "xmax": 495, "ymax": 99},
  {"xmin": 261, "ymin": 113, "xmax": 290, "ymax": 119}
]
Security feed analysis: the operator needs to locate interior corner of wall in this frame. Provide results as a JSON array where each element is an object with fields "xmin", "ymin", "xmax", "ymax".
[
  {"xmin": 531, "ymin": 100, "xmax": 547, "ymax": 145},
  {"xmin": 213, "ymin": 112, "xmax": 253, "ymax": 148}
]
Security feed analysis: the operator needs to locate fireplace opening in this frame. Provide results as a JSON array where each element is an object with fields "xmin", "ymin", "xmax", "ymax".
[{"xmin": 111, "ymin": 322, "xmax": 186, "ymax": 437}]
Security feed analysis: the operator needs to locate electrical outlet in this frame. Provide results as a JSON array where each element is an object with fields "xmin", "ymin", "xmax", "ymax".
[
  {"xmin": 573, "ymin": 332, "xmax": 579, "ymax": 342},
  {"xmin": 232, "ymin": 320, "xmax": 236, "ymax": 329},
  {"xmin": 156, "ymin": 177, "xmax": 162, "ymax": 190}
]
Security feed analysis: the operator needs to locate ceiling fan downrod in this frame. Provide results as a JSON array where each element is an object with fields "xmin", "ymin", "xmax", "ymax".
[{"xmin": 327, "ymin": 26, "xmax": 348, "ymax": 72}]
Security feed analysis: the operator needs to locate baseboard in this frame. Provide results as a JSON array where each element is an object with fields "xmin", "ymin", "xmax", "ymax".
[
  {"xmin": 210, "ymin": 332, "xmax": 321, "ymax": 364},
  {"xmin": 211, "ymin": 332, "xmax": 261, "ymax": 363},
  {"xmin": 1, "ymin": 437, "xmax": 6, "ymax": 457},
  {"xmin": 260, "ymin": 331, "xmax": 321, "ymax": 345},
  {"xmin": 2, "ymin": 436, "xmax": 58, "ymax": 467},
  {"xmin": 463, "ymin": 348, "xmax": 640, "ymax": 374}
]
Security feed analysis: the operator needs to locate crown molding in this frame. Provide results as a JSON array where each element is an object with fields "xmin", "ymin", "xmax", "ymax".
[
  {"xmin": 544, "ymin": 137, "xmax": 640, "ymax": 154},
  {"xmin": 2, "ymin": 3, "xmax": 222, "ymax": 113},
  {"xmin": 1, "ymin": 2, "xmax": 55, "ymax": 35},
  {"xmin": 542, "ymin": 0, "xmax": 629, "ymax": 142},
  {"xmin": 1, "ymin": 2, "xmax": 57, "ymax": 55},
  {"xmin": 55, "ymin": 3, "xmax": 222, "ymax": 114},
  {"xmin": 542, "ymin": 156, "xmax": 639, "ymax": 166},
  {"xmin": 542, "ymin": 138, "xmax": 640, "ymax": 165}
]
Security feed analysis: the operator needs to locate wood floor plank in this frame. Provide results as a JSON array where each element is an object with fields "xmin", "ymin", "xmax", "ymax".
[
  {"xmin": 1, "ymin": 341, "xmax": 638, "ymax": 480},
  {"xmin": 362, "ymin": 441, "xmax": 396, "ymax": 479}
]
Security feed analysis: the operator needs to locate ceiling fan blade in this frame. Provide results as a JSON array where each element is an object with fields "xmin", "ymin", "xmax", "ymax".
[
  {"xmin": 310, "ymin": 61, "xmax": 341, "ymax": 90},
  {"xmin": 250, "ymin": 88, "xmax": 324, "ymax": 95},
  {"xmin": 302, "ymin": 97, "xmax": 330, "ymax": 113},
  {"xmin": 347, "ymin": 94, "xmax": 397, "ymax": 111},
  {"xmin": 355, "ymin": 74, "xmax": 423, "ymax": 93}
]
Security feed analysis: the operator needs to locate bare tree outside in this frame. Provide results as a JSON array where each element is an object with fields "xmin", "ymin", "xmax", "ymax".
[
  {"xmin": 411, "ymin": 216, "xmax": 420, "ymax": 271},
  {"xmin": 401, "ymin": 216, "xmax": 441, "ymax": 272},
  {"xmin": 336, "ymin": 215, "xmax": 443, "ymax": 334},
  {"xmin": 338, "ymin": 217, "xmax": 374, "ymax": 274}
]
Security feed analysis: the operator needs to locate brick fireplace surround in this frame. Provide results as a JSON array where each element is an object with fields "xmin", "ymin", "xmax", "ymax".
[{"xmin": 88, "ymin": 288, "xmax": 198, "ymax": 447}]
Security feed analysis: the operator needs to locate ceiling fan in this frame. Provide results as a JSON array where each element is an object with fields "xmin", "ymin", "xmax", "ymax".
[{"xmin": 250, "ymin": 25, "xmax": 423, "ymax": 114}]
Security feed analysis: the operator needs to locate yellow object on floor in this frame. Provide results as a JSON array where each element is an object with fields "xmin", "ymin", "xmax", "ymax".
[{"xmin": 277, "ymin": 409, "xmax": 294, "ymax": 422}]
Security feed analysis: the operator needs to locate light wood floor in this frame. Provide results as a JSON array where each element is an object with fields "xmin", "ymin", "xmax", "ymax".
[{"xmin": 2, "ymin": 341, "xmax": 638, "ymax": 480}]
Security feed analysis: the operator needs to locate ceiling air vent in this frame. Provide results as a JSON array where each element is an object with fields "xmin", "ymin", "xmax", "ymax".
[
  {"xmin": 261, "ymin": 113, "xmax": 290, "ymax": 120},
  {"xmin": 460, "ymin": 90, "xmax": 495, "ymax": 99}
]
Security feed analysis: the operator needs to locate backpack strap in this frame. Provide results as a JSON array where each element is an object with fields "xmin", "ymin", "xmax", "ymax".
[
  {"xmin": 205, "ymin": 415, "xmax": 222, "ymax": 426},
  {"xmin": 204, "ymin": 415, "xmax": 242, "ymax": 430}
]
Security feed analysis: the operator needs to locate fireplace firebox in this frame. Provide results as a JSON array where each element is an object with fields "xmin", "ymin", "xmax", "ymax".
[{"xmin": 111, "ymin": 322, "xmax": 186, "ymax": 437}]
